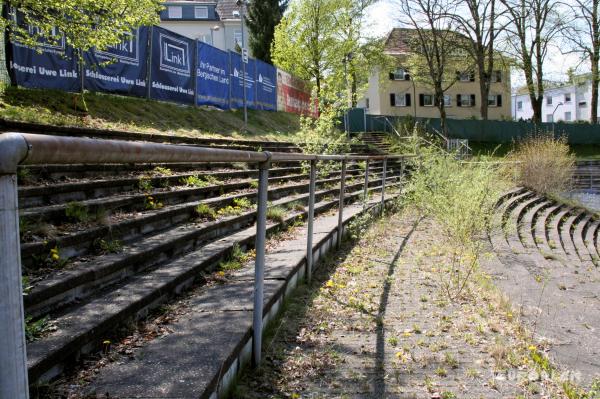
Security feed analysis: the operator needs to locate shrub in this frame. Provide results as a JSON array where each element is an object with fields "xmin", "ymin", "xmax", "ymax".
[
  {"xmin": 406, "ymin": 146, "xmax": 506, "ymax": 300},
  {"xmin": 505, "ymin": 133, "xmax": 575, "ymax": 195}
]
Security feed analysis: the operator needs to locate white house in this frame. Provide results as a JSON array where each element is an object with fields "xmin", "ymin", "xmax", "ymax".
[
  {"xmin": 159, "ymin": 0, "xmax": 249, "ymax": 54},
  {"xmin": 512, "ymin": 77, "xmax": 600, "ymax": 123}
]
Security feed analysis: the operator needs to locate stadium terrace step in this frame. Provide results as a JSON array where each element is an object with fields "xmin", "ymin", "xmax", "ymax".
[
  {"xmin": 23, "ymin": 174, "xmax": 400, "ymax": 318},
  {"xmin": 83, "ymin": 196, "xmax": 397, "ymax": 398},
  {"xmin": 26, "ymin": 181, "xmax": 402, "ymax": 385},
  {"xmin": 494, "ymin": 188, "xmax": 600, "ymax": 270}
]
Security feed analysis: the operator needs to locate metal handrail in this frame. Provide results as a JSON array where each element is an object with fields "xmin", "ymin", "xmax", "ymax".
[{"xmin": 0, "ymin": 132, "xmax": 410, "ymax": 398}]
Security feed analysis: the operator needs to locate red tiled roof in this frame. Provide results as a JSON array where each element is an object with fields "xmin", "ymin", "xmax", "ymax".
[{"xmin": 216, "ymin": 0, "xmax": 246, "ymax": 20}]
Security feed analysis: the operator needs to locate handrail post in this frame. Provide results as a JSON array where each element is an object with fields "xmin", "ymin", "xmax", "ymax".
[
  {"xmin": 337, "ymin": 158, "xmax": 347, "ymax": 248},
  {"xmin": 363, "ymin": 159, "xmax": 370, "ymax": 209},
  {"xmin": 381, "ymin": 157, "xmax": 388, "ymax": 212},
  {"xmin": 252, "ymin": 153, "xmax": 271, "ymax": 367},
  {"xmin": 306, "ymin": 160, "xmax": 317, "ymax": 283},
  {"xmin": 0, "ymin": 172, "xmax": 30, "ymax": 399}
]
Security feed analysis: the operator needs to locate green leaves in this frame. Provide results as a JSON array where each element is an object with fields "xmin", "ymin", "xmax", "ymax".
[{"xmin": 5, "ymin": 0, "xmax": 162, "ymax": 54}]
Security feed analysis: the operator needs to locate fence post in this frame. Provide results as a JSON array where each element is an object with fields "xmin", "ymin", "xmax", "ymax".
[
  {"xmin": 363, "ymin": 159, "xmax": 370, "ymax": 209},
  {"xmin": 381, "ymin": 157, "xmax": 387, "ymax": 211},
  {"xmin": 306, "ymin": 159, "xmax": 316, "ymax": 283},
  {"xmin": 253, "ymin": 153, "xmax": 271, "ymax": 367},
  {"xmin": 0, "ymin": 172, "xmax": 29, "ymax": 398},
  {"xmin": 337, "ymin": 158, "xmax": 347, "ymax": 248}
]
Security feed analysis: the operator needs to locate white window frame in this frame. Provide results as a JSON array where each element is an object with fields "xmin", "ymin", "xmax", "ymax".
[
  {"xmin": 517, "ymin": 101, "xmax": 523, "ymax": 110},
  {"xmin": 195, "ymin": 6, "xmax": 209, "ymax": 19},
  {"xmin": 546, "ymin": 96, "xmax": 553, "ymax": 105},
  {"xmin": 394, "ymin": 93, "xmax": 407, "ymax": 107},
  {"xmin": 565, "ymin": 111, "xmax": 572, "ymax": 121},
  {"xmin": 392, "ymin": 68, "xmax": 410, "ymax": 81},
  {"xmin": 488, "ymin": 94, "xmax": 497, "ymax": 107},
  {"xmin": 579, "ymin": 101, "xmax": 587, "ymax": 108},
  {"xmin": 234, "ymin": 30, "xmax": 243, "ymax": 47},
  {"xmin": 365, "ymin": 98, "xmax": 370, "ymax": 109},
  {"xmin": 168, "ymin": 6, "xmax": 183, "ymax": 18},
  {"xmin": 546, "ymin": 114, "xmax": 554, "ymax": 123},
  {"xmin": 443, "ymin": 94, "xmax": 451, "ymax": 107},
  {"xmin": 460, "ymin": 94, "xmax": 472, "ymax": 107},
  {"xmin": 564, "ymin": 93, "xmax": 572, "ymax": 103},
  {"xmin": 459, "ymin": 72, "xmax": 470, "ymax": 82},
  {"xmin": 422, "ymin": 94, "xmax": 434, "ymax": 107},
  {"xmin": 491, "ymin": 70, "xmax": 502, "ymax": 83}
]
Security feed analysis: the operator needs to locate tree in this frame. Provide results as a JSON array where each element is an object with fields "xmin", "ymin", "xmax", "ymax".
[
  {"xmin": 562, "ymin": 0, "xmax": 600, "ymax": 124},
  {"xmin": 500, "ymin": 0, "xmax": 565, "ymax": 123},
  {"xmin": 332, "ymin": 0, "xmax": 378, "ymax": 107},
  {"xmin": 397, "ymin": 0, "xmax": 470, "ymax": 134},
  {"xmin": 246, "ymin": 0, "xmax": 288, "ymax": 63},
  {"xmin": 451, "ymin": 0, "xmax": 506, "ymax": 120},
  {"xmin": 272, "ymin": 0, "xmax": 338, "ymax": 101},
  {"xmin": 2, "ymin": 0, "xmax": 161, "ymax": 54}
]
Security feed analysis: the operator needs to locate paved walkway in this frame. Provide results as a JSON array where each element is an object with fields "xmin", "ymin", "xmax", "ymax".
[{"xmin": 234, "ymin": 210, "xmax": 580, "ymax": 398}]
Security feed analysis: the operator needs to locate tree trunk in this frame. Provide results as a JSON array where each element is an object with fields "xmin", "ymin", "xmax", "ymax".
[
  {"xmin": 592, "ymin": 57, "xmax": 599, "ymax": 124},
  {"xmin": 531, "ymin": 97, "xmax": 542, "ymax": 125},
  {"xmin": 591, "ymin": 0, "xmax": 599, "ymax": 124},
  {"xmin": 478, "ymin": 61, "xmax": 489, "ymax": 120}
]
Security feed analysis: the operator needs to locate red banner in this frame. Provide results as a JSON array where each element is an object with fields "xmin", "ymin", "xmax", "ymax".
[{"xmin": 276, "ymin": 69, "xmax": 317, "ymax": 117}]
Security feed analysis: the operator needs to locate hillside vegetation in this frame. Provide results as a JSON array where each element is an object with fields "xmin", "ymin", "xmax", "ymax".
[{"xmin": 0, "ymin": 86, "xmax": 302, "ymax": 141}]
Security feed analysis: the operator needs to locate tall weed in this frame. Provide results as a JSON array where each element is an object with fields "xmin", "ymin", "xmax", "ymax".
[
  {"xmin": 406, "ymin": 146, "xmax": 506, "ymax": 300},
  {"xmin": 504, "ymin": 133, "xmax": 575, "ymax": 195}
]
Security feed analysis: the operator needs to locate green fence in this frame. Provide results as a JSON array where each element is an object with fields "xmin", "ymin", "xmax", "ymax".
[{"xmin": 343, "ymin": 109, "xmax": 600, "ymax": 144}]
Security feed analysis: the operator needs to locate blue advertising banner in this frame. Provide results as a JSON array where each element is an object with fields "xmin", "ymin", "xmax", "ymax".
[
  {"xmin": 255, "ymin": 59, "xmax": 277, "ymax": 111},
  {"xmin": 229, "ymin": 51, "xmax": 255, "ymax": 109},
  {"xmin": 83, "ymin": 27, "xmax": 149, "ymax": 97},
  {"xmin": 196, "ymin": 42, "xmax": 230, "ymax": 109},
  {"xmin": 9, "ymin": 23, "xmax": 80, "ymax": 92},
  {"xmin": 150, "ymin": 26, "xmax": 195, "ymax": 104}
]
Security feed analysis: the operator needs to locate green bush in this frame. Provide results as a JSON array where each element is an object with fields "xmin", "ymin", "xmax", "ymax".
[
  {"xmin": 406, "ymin": 146, "xmax": 506, "ymax": 300},
  {"xmin": 504, "ymin": 133, "xmax": 575, "ymax": 196}
]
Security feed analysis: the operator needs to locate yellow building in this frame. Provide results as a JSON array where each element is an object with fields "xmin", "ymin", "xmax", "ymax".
[{"xmin": 360, "ymin": 28, "xmax": 512, "ymax": 120}]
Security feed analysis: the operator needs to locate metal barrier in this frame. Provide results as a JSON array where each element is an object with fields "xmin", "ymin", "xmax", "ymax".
[{"xmin": 0, "ymin": 132, "xmax": 409, "ymax": 398}]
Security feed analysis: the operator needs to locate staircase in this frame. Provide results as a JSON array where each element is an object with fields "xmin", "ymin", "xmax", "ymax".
[{"xmin": 358, "ymin": 132, "xmax": 391, "ymax": 154}]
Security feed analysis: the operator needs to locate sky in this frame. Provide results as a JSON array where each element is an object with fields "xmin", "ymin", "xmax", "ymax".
[{"xmin": 363, "ymin": 0, "xmax": 585, "ymax": 90}]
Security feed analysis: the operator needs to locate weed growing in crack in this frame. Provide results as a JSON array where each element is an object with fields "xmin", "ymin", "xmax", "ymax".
[{"xmin": 405, "ymin": 145, "xmax": 506, "ymax": 301}]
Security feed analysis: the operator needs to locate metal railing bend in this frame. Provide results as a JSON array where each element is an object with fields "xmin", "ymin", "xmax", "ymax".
[{"xmin": 0, "ymin": 132, "xmax": 409, "ymax": 398}]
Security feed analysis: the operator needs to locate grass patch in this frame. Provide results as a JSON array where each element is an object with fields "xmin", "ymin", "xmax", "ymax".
[
  {"xmin": 180, "ymin": 174, "xmax": 221, "ymax": 188},
  {"xmin": 266, "ymin": 206, "xmax": 287, "ymax": 223},
  {"xmin": 195, "ymin": 203, "xmax": 217, "ymax": 220},
  {"xmin": 217, "ymin": 197, "xmax": 254, "ymax": 217},
  {"xmin": 0, "ymin": 86, "xmax": 301, "ymax": 141}
]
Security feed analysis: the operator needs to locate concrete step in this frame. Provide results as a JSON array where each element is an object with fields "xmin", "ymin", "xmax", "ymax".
[
  {"xmin": 26, "ymin": 182, "xmax": 401, "ymax": 385},
  {"xmin": 83, "ymin": 196, "xmax": 396, "ymax": 398}
]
